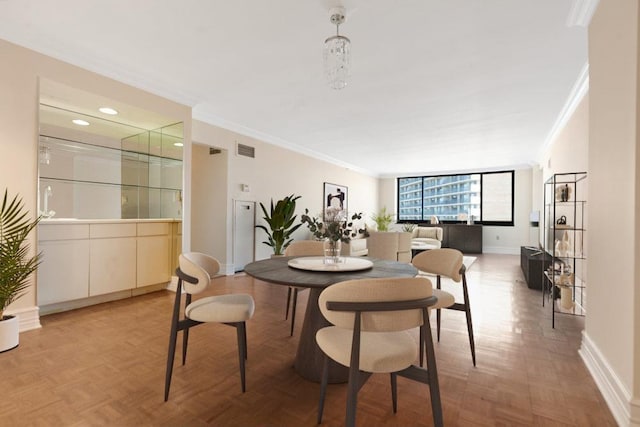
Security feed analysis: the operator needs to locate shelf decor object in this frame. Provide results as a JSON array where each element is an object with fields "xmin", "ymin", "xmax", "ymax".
[{"xmin": 542, "ymin": 172, "xmax": 587, "ymax": 328}]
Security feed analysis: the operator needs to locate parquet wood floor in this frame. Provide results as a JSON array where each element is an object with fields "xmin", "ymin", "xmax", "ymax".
[{"xmin": 3, "ymin": 254, "xmax": 616, "ymax": 426}]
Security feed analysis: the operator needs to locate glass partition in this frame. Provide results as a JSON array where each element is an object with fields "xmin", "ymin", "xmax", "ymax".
[{"xmin": 38, "ymin": 104, "xmax": 183, "ymax": 220}]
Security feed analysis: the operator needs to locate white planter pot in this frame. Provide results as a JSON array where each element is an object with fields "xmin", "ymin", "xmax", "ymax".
[{"xmin": 0, "ymin": 315, "xmax": 19, "ymax": 352}]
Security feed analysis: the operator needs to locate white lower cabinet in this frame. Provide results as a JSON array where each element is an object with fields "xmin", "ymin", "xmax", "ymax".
[
  {"xmin": 38, "ymin": 220, "xmax": 179, "ymax": 309},
  {"xmin": 89, "ymin": 237, "xmax": 137, "ymax": 296},
  {"xmin": 38, "ymin": 238, "xmax": 90, "ymax": 306},
  {"xmin": 136, "ymin": 222, "xmax": 170, "ymax": 288}
]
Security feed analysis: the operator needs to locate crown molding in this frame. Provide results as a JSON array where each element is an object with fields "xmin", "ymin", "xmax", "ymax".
[
  {"xmin": 566, "ymin": 0, "xmax": 600, "ymax": 27},
  {"xmin": 1, "ymin": 36, "xmax": 201, "ymax": 108},
  {"xmin": 192, "ymin": 106, "xmax": 379, "ymax": 178},
  {"xmin": 538, "ymin": 62, "xmax": 589, "ymax": 161}
]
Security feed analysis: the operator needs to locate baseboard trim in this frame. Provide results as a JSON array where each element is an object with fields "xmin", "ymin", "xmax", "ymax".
[
  {"xmin": 5, "ymin": 306, "xmax": 41, "ymax": 332},
  {"xmin": 222, "ymin": 263, "xmax": 235, "ymax": 275},
  {"xmin": 39, "ymin": 283, "xmax": 169, "ymax": 316},
  {"xmin": 166, "ymin": 276, "xmax": 178, "ymax": 292},
  {"xmin": 579, "ymin": 331, "xmax": 635, "ymax": 426}
]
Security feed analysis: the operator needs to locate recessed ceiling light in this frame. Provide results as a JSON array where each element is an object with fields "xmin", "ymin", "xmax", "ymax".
[
  {"xmin": 174, "ymin": 142, "xmax": 184, "ymax": 147},
  {"xmin": 72, "ymin": 119, "xmax": 90, "ymax": 126},
  {"xmin": 99, "ymin": 107, "xmax": 118, "ymax": 115}
]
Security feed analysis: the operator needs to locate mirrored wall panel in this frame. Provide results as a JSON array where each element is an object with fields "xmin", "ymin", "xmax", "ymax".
[{"xmin": 38, "ymin": 104, "xmax": 183, "ymax": 220}]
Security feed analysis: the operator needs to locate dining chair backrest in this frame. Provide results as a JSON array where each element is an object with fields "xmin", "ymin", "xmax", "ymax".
[
  {"xmin": 412, "ymin": 248, "xmax": 463, "ymax": 282},
  {"xmin": 179, "ymin": 252, "xmax": 220, "ymax": 295},
  {"xmin": 318, "ymin": 277, "xmax": 434, "ymax": 332},
  {"xmin": 284, "ymin": 240, "xmax": 325, "ymax": 256}
]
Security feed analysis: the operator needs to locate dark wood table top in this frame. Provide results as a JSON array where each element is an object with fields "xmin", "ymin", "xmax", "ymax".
[{"xmin": 244, "ymin": 256, "xmax": 418, "ymax": 288}]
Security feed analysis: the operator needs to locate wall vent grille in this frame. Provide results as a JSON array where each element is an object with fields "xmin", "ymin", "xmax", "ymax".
[{"xmin": 236, "ymin": 143, "xmax": 255, "ymax": 158}]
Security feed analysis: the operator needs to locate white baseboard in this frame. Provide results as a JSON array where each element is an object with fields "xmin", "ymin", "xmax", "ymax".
[
  {"xmin": 5, "ymin": 306, "xmax": 41, "ymax": 332},
  {"xmin": 222, "ymin": 263, "xmax": 235, "ymax": 275},
  {"xmin": 482, "ymin": 245, "xmax": 520, "ymax": 255},
  {"xmin": 580, "ymin": 331, "xmax": 637, "ymax": 426},
  {"xmin": 166, "ymin": 276, "xmax": 178, "ymax": 292}
]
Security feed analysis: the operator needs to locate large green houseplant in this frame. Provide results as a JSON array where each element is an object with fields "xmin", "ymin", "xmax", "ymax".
[
  {"xmin": 256, "ymin": 194, "xmax": 302, "ymax": 256},
  {"xmin": 0, "ymin": 189, "xmax": 42, "ymax": 352}
]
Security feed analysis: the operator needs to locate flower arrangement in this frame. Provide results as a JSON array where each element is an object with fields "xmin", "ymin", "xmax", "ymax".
[{"xmin": 300, "ymin": 207, "xmax": 366, "ymax": 243}]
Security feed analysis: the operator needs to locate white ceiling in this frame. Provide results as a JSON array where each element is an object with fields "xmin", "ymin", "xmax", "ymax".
[{"xmin": 0, "ymin": 0, "xmax": 588, "ymax": 177}]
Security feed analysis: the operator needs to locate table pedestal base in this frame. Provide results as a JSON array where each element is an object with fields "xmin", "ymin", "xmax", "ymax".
[{"xmin": 294, "ymin": 288, "xmax": 348, "ymax": 383}]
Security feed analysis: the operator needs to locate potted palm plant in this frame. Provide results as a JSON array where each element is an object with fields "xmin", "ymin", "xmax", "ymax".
[
  {"xmin": 256, "ymin": 194, "xmax": 303, "ymax": 256},
  {"xmin": 372, "ymin": 206, "xmax": 394, "ymax": 231},
  {"xmin": 0, "ymin": 189, "xmax": 41, "ymax": 352}
]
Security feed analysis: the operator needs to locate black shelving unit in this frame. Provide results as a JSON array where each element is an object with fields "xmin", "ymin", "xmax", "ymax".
[{"xmin": 542, "ymin": 172, "xmax": 587, "ymax": 328}]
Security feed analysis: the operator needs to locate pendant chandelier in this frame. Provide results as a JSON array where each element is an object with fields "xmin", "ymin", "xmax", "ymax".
[{"xmin": 323, "ymin": 7, "xmax": 350, "ymax": 90}]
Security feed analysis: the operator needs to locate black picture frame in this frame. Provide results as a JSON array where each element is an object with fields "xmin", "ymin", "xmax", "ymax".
[{"xmin": 323, "ymin": 182, "xmax": 348, "ymax": 218}]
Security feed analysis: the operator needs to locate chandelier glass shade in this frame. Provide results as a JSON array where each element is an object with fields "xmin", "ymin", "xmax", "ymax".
[{"xmin": 323, "ymin": 8, "xmax": 350, "ymax": 90}]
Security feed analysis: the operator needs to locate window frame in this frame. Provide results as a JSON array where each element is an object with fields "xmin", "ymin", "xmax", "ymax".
[{"xmin": 396, "ymin": 170, "xmax": 515, "ymax": 226}]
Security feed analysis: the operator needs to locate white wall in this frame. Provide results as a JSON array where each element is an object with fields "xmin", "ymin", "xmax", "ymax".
[
  {"xmin": 580, "ymin": 2, "xmax": 639, "ymax": 425},
  {"xmin": 191, "ymin": 120, "xmax": 379, "ymax": 273},
  {"xmin": 190, "ymin": 144, "xmax": 229, "ymax": 263}
]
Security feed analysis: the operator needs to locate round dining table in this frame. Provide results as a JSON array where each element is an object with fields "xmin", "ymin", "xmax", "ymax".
[{"xmin": 244, "ymin": 256, "xmax": 418, "ymax": 383}]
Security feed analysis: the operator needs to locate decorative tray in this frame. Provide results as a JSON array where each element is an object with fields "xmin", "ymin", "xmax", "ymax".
[{"xmin": 287, "ymin": 256, "xmax": 374, "ymax": 272}]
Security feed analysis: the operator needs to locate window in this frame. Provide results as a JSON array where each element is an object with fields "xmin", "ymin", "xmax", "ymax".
[{"xmin": 397, "ymin": 170, "xmax": 514, "ymax": 226}]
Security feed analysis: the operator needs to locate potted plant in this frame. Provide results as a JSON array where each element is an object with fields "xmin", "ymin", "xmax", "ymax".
[
  {"xmin": 0, "ymin": 189, "xmax": 42, "ymax": 352},
  {"xmin": 256, "ymin": 194, "xmax": 303, "ymax": 256},
  {"xmin": 371, "ymin": 206, "xmax": 394, "ymax": 231}
]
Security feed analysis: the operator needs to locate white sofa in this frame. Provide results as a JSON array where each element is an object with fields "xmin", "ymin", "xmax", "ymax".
[
  {"xmin": 341, "ymin": 238, "xmax": 368, "ymax": 257},
  {"xmin": 411, "ymin": 226, "xmax": 443, "ymax": 249},
  {"xmin": 367, "ymin": 231, "xmax": 412, "ymax": 262}
]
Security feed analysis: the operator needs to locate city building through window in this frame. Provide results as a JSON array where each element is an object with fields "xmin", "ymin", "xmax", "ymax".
[{"xmin": 397, "ymin": 170, "xmax": 514, "ymax": 226}]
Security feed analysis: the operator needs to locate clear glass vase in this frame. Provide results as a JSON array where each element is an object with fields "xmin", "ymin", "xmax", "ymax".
[{"xmin": 323, "ymin": 238, "xmax": 342, "ymax": 264}]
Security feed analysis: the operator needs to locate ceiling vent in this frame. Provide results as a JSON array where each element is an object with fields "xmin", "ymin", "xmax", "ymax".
[
  {"xmin": 209, "ymin": 147, "xmax": 222, "ymax": 155},
  {"xmin": 236, "ymin": 143, "xmax": 255, "ymax": 158}
]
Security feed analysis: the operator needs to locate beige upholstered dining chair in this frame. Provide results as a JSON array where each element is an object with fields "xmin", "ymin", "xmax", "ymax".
[
  {"xmin": 164, "ymin": 252, "xmax": 255, "ymax": 401},
  {"xmin": 283, "ymin": 240, "xmax": 325, "ymax": 336},
  {"xmin": 412, "ymin": 248, "xmax": 476, "ymax": 366},
  {"xmin": 315, "ymin": 277, "xmax": 443, "ymax": 427}
]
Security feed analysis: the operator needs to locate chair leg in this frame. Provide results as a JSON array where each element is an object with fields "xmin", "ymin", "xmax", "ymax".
[
  {"xmin": 182, "ymin": 293, "xmax": 193, "ymax": 365},
  {"xmin": 436, "ymin": 275, "xmax": 442, "ymax": 342},
  {"xmin": 164, "ymin": 282, "xmax": 183, "ymax": 402},
  {"xmin": 243, "ymin": 323, "xmax": 248, "ymax": 360},
  {"xmin": 164, "ymin": 319, "xmax": 178, "ymax": 402},
  {"xmin": 390, "ymin": 373, "xmax": 398, "ymax": 413},
  {"xmin": 290, "ymin": 288, "xmax": 299, "ymax": 336},
  {"xmin": 236, "ymin": 322, "xmax": 247, "ymax": 393},
  {"xmin": 346, "ymin": 367, "xmax": 359, "ymax": 427},
  {"xmin": 182, "ymin": 328, "xmax": 189, "ymax": 365},
  {"xmin": 462, "ymin": 273, "xmax": 476, "ymax": 366},
  {"xmin": 285, "ymin": 287, "xmax": 292, "ymax": 320},
  {"xmin": 419, "ymin": 326, "xmax": 425, "ymax": 367},
  {"xmin": 317, "ymin": 355, "xmax": 329, "ymax": 424},
  {"xmin": 424, "ymin": 322, "xmax": 444, "ymax": 427}
]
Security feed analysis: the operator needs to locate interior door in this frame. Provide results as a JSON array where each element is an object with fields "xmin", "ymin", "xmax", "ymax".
[{"xmin": 233, "ymin": 200, "xmax": 255, "ymax": 272}]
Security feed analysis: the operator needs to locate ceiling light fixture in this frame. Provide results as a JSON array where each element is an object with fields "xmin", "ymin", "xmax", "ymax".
[
  {"xmin": 99, "ymin": 107, "xmax": 118, "ymax": 115},
  {"xmin": 72, "ymin": 119, "xmax": 90, "ymax": 126},
  {"xmin": 323, "ymin": 6, "xmax": 350, "ymax": 90}
]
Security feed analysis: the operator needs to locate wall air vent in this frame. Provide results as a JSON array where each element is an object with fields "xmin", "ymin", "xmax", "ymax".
[
  {"xmin": 209, "ymin": 147, "xmax": 222, "ymax": 155},
  {"xmin": 236, "ymin": 143, "xmax": 255, "ymax": 158}
]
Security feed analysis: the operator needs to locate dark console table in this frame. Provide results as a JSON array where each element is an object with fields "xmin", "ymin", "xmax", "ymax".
[
  {"xmin": 520, "ymin": 246, "xmax": 551, "ymax": 290},
  {"xmin": 419, "ymin": 224, "xmax": 483, "ymax": 253}
]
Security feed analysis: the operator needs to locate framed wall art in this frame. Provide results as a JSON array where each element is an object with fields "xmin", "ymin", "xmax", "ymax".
[{"xmin": 323, "ymin": 182, "xmax": 348, "ymax": 217}]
